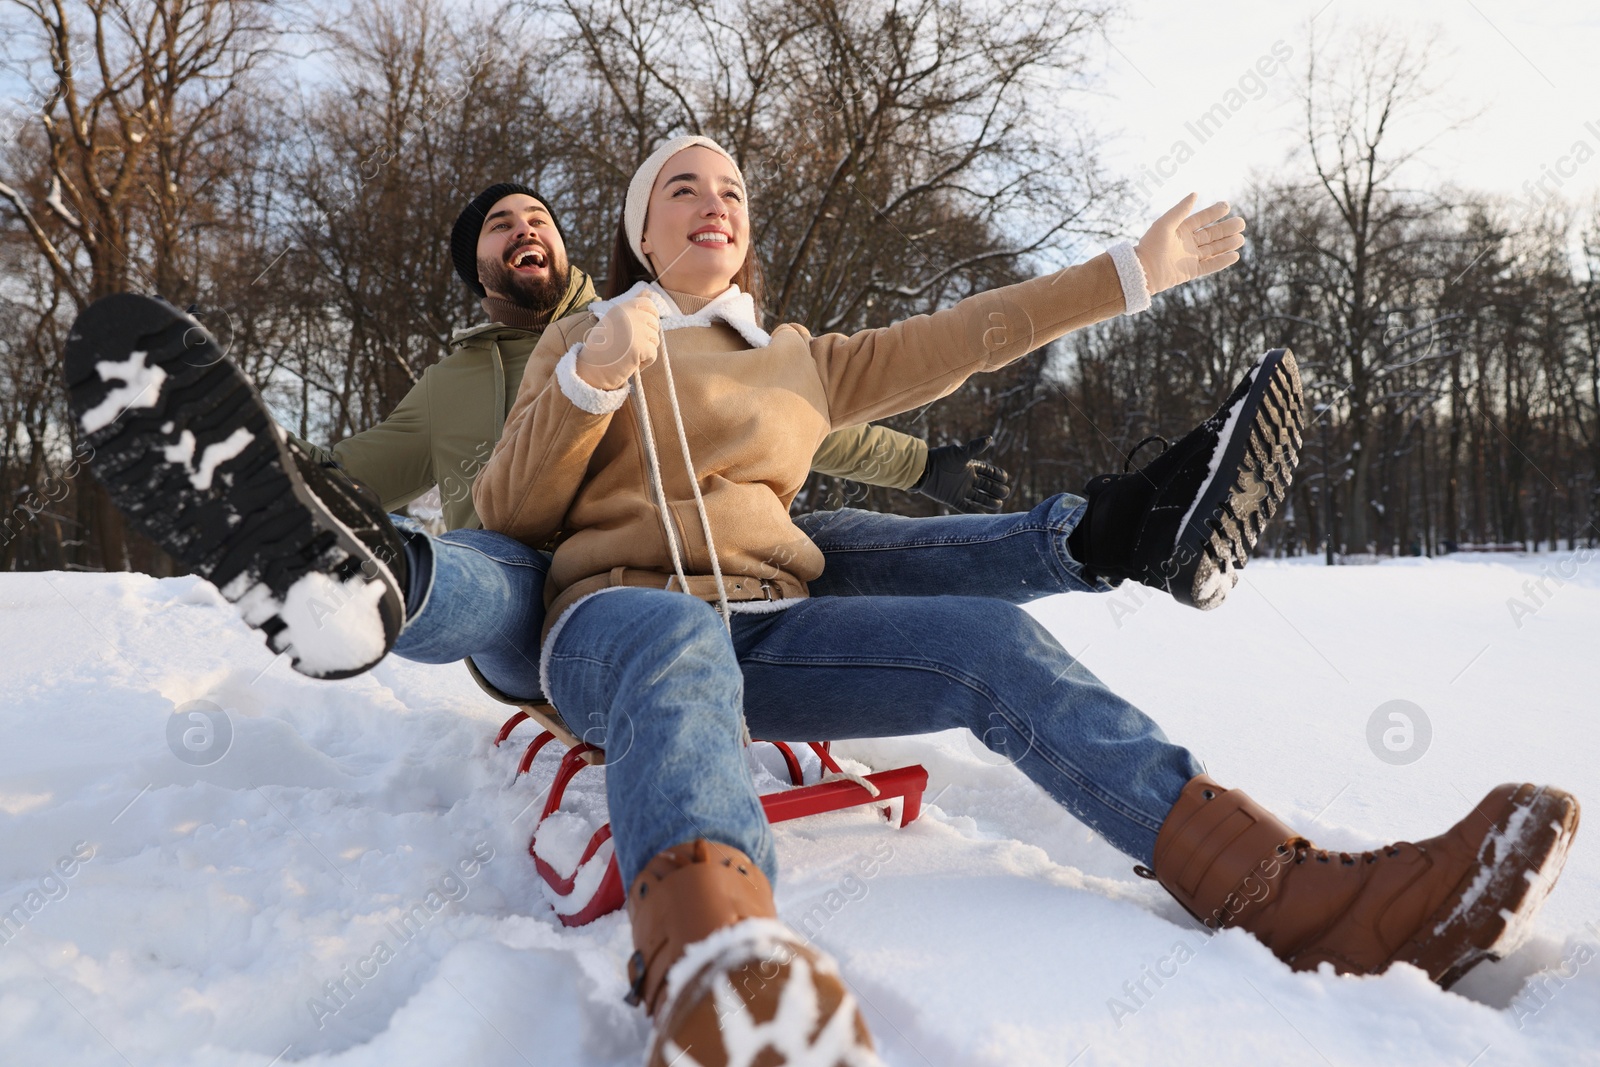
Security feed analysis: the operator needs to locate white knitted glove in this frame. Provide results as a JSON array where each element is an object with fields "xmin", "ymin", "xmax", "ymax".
[
  {"xmin": 577, "ymin": 294, "xmax": 660, "ymax": 390},
  {"xmin": 1134, "ymin": 194, "xmax": 1247, "ymax": 295}
]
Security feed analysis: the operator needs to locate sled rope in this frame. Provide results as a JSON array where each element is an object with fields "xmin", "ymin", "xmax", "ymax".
[
  {"xmin": 818, "ymin": 769, "xmax": 882, "ymax": 798},
  {"xmin": 629, "ymin": 361, "xmax": 692, "ymax": 598},
  {"xmin": 630, "ymin": 318, "xmax": 747, "ymax": 746},
  {"xmin": 652, "ymin": 330, "xmax": 734, "ymax": 629}
]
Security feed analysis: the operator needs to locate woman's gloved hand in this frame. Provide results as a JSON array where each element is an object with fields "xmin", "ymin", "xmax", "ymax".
[
  {"xmin": 577, "ymin": 294, "xmax": 660, "ymax": 390},
  {"xmin": 915, "ymin": 436, "xmax": 1013, "ymax": 513},
  {"xmin": 1135, "ymin": 194, "xmax": 1247, "ymax": 295}
]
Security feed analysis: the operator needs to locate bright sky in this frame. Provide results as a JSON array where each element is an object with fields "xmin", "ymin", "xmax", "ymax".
[{"xmin": 1091, "ymin": 0, "xmax": 1600, "ymax": 231}]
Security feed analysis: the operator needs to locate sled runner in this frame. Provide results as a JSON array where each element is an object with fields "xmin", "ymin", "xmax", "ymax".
[{"xmin": 495, "ymin": 702, "xmax": 929, "ymax": 926}]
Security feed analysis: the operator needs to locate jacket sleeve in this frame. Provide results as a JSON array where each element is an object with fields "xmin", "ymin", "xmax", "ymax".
[
  {"xmin": 316, "ymin": 371, "xmax": 437, "ymax": 512},
  {"xmin": 473, "ymin": 315, "xmax": 620, "ymax": 542},
  {"xmin": 808, "ymin": 424, "xmax": 928, "ymax": 491},
  {"xmin": 806, "ymin": 253, "xmax": 1127, "ymax": 429}
]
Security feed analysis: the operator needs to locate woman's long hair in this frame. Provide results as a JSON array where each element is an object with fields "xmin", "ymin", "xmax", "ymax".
[{"xmin": 604, "ymin": 217, "xmax": 766, "ymax": 322}]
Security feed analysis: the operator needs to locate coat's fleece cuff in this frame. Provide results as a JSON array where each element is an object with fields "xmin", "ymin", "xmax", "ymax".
[
  {"xmin": 1109, "ymin": 241, "xmax": 1153, "ymax": 315},
  {"xmin": 556, "ymin": 343, "xmax": 631, "ymax": 414}
]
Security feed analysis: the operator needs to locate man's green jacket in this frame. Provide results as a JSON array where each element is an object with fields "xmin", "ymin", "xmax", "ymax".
[{"xmin": 294, "ymin": 268, "xmax": 929, "ymax": 530}]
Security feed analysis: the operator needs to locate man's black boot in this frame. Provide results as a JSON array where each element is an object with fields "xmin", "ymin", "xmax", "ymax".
[
  {"xmin": 282, "ymin": 441, "xmax": 415, "ymax": 604},
  {"xmin": 1067, "ymin": 348, "xmax": 1304, "ymax": 609},
  {"xmin": 64, "ymin": 292, "xmax": 406, "ymax": 678}
]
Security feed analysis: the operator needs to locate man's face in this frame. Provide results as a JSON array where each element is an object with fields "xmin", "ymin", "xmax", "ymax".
[{"xmin": 475, "ymin": 194, "xmax": 570, "ymax": 311}]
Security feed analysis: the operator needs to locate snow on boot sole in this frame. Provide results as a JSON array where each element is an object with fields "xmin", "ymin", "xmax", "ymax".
[
  {"xmin": 1177, "ymin": 348, "xmax": 1304, "ymax": 610},
  {"xmin": 64, "ymin": 292, "xmax": 402, "ymax": 679},
  {"xmin": 1400, "ymin": 783, "xmax": 1580, "ymax": 988}
]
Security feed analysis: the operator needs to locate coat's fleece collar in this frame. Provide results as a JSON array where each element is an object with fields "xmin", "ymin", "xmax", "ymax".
[{"xmin": 586, "ymin": 281, "xmax": 771, "ymax": 349}]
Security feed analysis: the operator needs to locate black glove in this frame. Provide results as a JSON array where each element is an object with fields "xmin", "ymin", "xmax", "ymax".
[{"xmin": 913, "ymin": 436, "xmax": 1013, "ymax": 513}]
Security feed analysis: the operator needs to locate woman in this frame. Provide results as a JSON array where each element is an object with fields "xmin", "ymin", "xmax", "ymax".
[{"xmin": 467, "ymin": 137, "xmax": 1577, "ymax": 1065}]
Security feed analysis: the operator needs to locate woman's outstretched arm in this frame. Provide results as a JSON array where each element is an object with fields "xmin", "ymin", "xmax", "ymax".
[{"xmin": 809, "ymin": 195, "xmax": 1245, "ymax": 429}]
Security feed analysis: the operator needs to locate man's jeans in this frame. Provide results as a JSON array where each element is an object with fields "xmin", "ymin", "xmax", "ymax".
[
  {"xmin": 544, "ymin": 590, "xmax": 1202, "ymax": 887},
  {"xmin": 393, "ymin": 493, "xmax": 1114, "ymax": 699},
  {"xmin": 391, "ymin": 522, "xmax": 550, "ymax": 700},
  {"xmin": 795, "ymin": 493, "xmax": 1116, "ymax": 601}
]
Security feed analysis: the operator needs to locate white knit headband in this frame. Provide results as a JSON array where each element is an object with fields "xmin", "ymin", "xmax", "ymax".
[{"xmin": 624, "ymin": 135, "xmax": 746, "ymax": 268}]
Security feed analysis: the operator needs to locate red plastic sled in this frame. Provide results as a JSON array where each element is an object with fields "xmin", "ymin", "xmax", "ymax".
[{"xmin": 496, "ymin": 702, "xmax": 929, "ymax": 926}]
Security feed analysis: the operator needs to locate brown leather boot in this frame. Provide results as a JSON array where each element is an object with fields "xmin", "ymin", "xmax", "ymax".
[
  {"xmin": 1147, "ymin": 776, "xmax": 1580, "ymax": 987},
  {"xmin": 626, "ymin": 839, "xmax": 879, "ymax": 1067}
]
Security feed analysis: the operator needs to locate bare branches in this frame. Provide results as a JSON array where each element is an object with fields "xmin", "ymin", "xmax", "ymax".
[
  {"xmin": 532, "ymin": 0, "xmax": 1113, "ymax": 328},
  {"xmin": 1, "ymin": 0, "xmax": 277, "ymax": 305},
  {"xmin": 0, "ymin": 177, "xmax": 86, "ymax": 301}
]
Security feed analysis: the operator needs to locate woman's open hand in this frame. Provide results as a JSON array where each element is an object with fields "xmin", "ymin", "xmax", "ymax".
[
  {"xmin": 1134, "ymin": 194, "xmax": 1246, "ymax": 295},
  {"xmin": 577, "ymin": 294, "xmax": 660, "ymax": 390}
]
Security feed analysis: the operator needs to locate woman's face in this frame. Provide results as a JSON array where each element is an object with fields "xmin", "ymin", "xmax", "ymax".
[{"xmin": 639, "ymin": 145, "xmax": 748, "ymax": 297}]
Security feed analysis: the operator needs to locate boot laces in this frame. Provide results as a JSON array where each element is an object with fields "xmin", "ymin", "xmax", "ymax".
[{"xmin": 1293, "ymin": 840, "xmax": 1406, "ymax": 866}]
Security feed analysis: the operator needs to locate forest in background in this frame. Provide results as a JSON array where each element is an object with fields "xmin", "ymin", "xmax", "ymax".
[{"xmin": 2, "ymin": 0, "xmax": 1597, "ymax": 573}]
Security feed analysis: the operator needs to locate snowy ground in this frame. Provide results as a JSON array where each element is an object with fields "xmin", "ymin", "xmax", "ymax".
[{"xmin": 0, "ymin": 551, "xmax": 1596, "ymax": 1066}]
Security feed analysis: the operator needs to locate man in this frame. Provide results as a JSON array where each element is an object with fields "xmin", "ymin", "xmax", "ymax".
[{"xmin": 290, "ymin": 183, "xmax": 1013, "ymax": 532}]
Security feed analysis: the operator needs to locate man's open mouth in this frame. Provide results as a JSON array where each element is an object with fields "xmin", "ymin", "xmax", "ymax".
[{"xmin": 509, "ymin": 245, "xmax": 549, "ymax": 271}]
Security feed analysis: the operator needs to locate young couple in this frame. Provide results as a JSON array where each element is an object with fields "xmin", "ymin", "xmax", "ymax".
[{"xmin": 65, "ymin": 136, "xmax": 1577, "ymax": 1066}]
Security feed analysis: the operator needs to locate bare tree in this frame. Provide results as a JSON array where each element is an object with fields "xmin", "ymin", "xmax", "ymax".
[
  {"xmin": 1, "ymin": 0, "xmax": 274, "ymax": 304},
  {"xmin": 0, "ymin": 0, "xmax": 275, "ymax": 570},
  {"xmin": 1291, "ymin": 21, "xmax": 1457, "ymax": 553}
]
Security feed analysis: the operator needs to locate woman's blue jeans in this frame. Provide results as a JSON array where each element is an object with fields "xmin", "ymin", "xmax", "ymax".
[
  {"xmin": 390, "ymin": 494, "xmax": 1201, "ymax": 885},
  {"xmin": 544, "ymin": 590, "xmax": 1201, "ymax": 887}
]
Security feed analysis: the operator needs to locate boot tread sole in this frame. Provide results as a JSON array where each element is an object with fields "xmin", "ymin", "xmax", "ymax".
[
  {"xmin": 1182, "ymin": 349, "xmax": 1305, "ymax": 610},
  {"xmin": 65, "ymin": 293, "xmax": 399, "ymax": 678}
]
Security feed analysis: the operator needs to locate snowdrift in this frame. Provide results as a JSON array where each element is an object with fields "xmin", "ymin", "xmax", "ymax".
[{"xmin": 0, "ymin": 553, "xmax": 1595, "ymax": 1065}]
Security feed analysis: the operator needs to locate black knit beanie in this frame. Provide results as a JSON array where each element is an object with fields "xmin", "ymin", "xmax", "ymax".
[{"xmin": 450, "ymin": 182, "xmax": 561, "ymax": 296}]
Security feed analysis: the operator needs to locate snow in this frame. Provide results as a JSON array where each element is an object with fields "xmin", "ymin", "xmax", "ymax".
[
  {"xmin": 223, "ymin": 567, "xmax": 392, "ymax": 680},
  {"xmin": 0, "ymin": 553, "xmax": 1596, "ymax": 1066},
  {"xmin": 162, "ymin": 429, "xmax": 198, "ymax": 467},
  {"xmin": 78, "ymin": 350, "xmax": 167, "ymax": 433},
  {"xmin": 161, "ymin": 427, "xmax": 257, "ymax": 491},
  {"xmin": 275, "ymin": 570, "xmax": 390, "ymax": 676},
  {"xmin": 1191, "ymin": 550, "xmax": 1237, "ymax": 606}
]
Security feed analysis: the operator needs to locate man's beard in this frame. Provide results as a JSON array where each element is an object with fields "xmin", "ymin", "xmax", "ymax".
[{"xmin": 478, "ymin": 251, "xmax": 571, "ymax": 315}]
